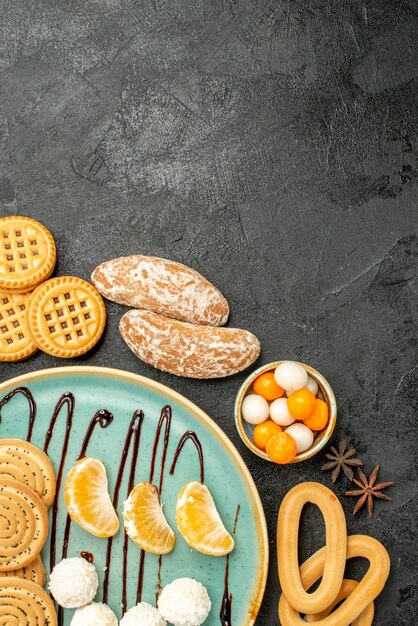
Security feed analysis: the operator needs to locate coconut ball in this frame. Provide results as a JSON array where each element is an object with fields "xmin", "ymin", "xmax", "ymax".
[
  {"xmin": 120, "ymin": 603, "xmax": 166, "ymax": 626},
  {"xmin": 70, "ymin": 602, "xmax": 118, "ymax": 626},
  {"xmin": 285, "ymin": 423, "xmax": 314, "ymax": 453},
  {"xmin": 48, "ymin": 557, "xmax": 98, "ymax": 608},
  {"xmin": 158, "ymin": 578, "xmax": 211, "ymax": 626}
]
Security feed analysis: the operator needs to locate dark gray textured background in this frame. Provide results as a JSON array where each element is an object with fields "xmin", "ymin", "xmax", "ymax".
[{"xmin": 0, "ymin": 1, "xmax": 417, "ymax": 624}]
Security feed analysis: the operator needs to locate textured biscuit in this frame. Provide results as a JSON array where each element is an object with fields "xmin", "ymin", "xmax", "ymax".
[
  {"xmin": 0, "ymin": 291, "xmax": 38, "ymax": 361},
  {"xmin": 0, "ymin": 555, "xmax": 46, "ymax": 586},
  {"xmin": 0, "ymin": 216, "xmax": 56, "ymax": 292},
  {"xmin": 0, "ymin": 479, "xmax": 48, "ymax": 571},
  {"xmin": 0, "ymin": 577, "xmax": 57, "ymax": 625},
  {"xmin": 27, "ymin": 276, "xmax": 106, "ymax": 358},
  {"xmin": 0, "ymin": 439, "xmax": 56, "ymax": 508},
  {"xmin": 92, "ymin": 255, "xmax": 229, "ymax": 326},
  {"xmin": 120, "ymin": 310, "xmax": 260, "ymax": 379}
]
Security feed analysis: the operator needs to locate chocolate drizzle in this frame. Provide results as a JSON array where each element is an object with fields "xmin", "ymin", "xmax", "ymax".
[
  {"xmin": 78, "ymin": 409, "xmax": 114, "ymax": 460},
  {"xmin": 169, "ymin": 430, "xmax": 204, "ymax": 484},
  {"xmin": 137, "ymin": 405, "xmax": 172, "ymax": 604},
  {"xmin": 80, "ymin": 551, "xmax": 94, "ymax": 564},
  {"xmin": 220, "ymin": 504, "xmax": 241, "ymax": 626},
  {"xmin": 43, "ymin": 392, "xmax": 75, "ymax": 572},
  {"xmin": 102, "ymin": 409, "xmax": 144, "ymax": 610},
  {"xmin": 0, "ymin": 386, "xmax": 36, "ymax": 441}
]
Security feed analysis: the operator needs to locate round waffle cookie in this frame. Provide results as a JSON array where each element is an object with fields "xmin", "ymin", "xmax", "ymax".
[
  {"xmin": 27, "ymin": 276, "xmax": 107, "ymax": 358},
  {"xmin": 0, "ymin": 439, "xmax": 56, "ymax": 509},
  {"xmin": 0, "ymin": 577, "xmax": 57, "ymax": 625},
  {"xmin": 0, "ymin": 555, "xmax": 46, "ymax": 586},
  {"xmin": 0, "ymin": 216, "xmax": 56, "ymax": 292},
  {"xmin": 0, "ymin": 291, "xmax": 38, "ymax": 361},
  {"xmin": 0, "ymin": 479, "xmax": 48, "ymax": 571}
]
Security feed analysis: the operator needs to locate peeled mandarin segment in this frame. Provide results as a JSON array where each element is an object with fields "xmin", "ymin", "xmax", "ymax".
[
  {"xmin": 176, "ymin": 481, "xmax": 234, "ymax": 556},
  {"xmin": 303, "ymin": 398, "xmax": 329, "ymax": 431},
  {"xmin": 287, "ymin": 389, "xmax": 316, "ymax": 420},
  {"xmin": 0, "ymin": 216, "xmax": 56, "ymax": 292},
  {"xmin": 0, "ymin": 291, "xmax": 38, "ymax": 362},
  {"xmin": 123, "ymin": 482, "xmax": 175, "ymax": 555},
  {"xmin": 304, "ymin": 579, "xmax": 374, "ymax": 625},
  {"xmin": 0, "ymin": 576, "xmax": 57, "ymax": 625},
  {"xmin": 278, "ymin": 535, "xmax": 390, "ymax": 626},
  {"xmin": 0, "ymin": 439, "xmax": 56, "ymax": 509},
  {"xmin": 277, "ymin": 482, "xmax": 347, "ymax": 615},
  {"xmin": 64, "ymin": 457, "xmax": 119, "ymax": 538},
  {"xmin": 253, "ymin": 372, "xmax": 284, "ymax": 400}
]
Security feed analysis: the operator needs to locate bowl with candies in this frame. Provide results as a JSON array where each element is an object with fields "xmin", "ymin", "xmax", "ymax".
[{"xmin": 235, "ymin": 361, "xmax": 337, "ymax": 464}]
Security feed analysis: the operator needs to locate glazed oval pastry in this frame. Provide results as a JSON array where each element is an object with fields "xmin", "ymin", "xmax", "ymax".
[
  {"xmin": 120, "ymin": 310, "xmax": 260, "ymax": 379},
  {"xmin": 277, "ymin": 482, "xmax": 347, "ymax": 615},
  {"xmin": 92, "ymin": 255, "xmax": 229, "ymax": 326}
]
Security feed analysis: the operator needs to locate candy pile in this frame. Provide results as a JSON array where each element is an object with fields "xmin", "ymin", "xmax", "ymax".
[{"xmin": 241, "ymin": 361, "xmax": 329, "ymax": 464}]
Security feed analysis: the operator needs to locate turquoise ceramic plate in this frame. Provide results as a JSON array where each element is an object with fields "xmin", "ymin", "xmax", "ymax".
[{"xmin": 0, "ymin": 367, "xmax": 268, "ymax": 625}]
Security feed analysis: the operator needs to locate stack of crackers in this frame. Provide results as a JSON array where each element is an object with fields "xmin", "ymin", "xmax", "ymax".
[{"xmin": 0, "ymin": 439, "xmax": 58, "ymax": 623}]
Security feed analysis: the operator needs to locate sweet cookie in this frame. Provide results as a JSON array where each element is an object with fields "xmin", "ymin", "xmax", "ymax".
[
  {"xmin": 0, "ymin": 291, "xmax": 38, "ymax": 361},
  {"xmin": 0, "ymin": 555, "xmax": 46, "ymax": 586},
  {"xmin": 0, "ymin": 478, "xmax": 48, "ymax": 571},
  {"xmin": 0, "ymin": 577, "xmax": 57, "ymax": 625},
  {"xmin": 0, "ymin": 439, "xmax": 56, "ymax": 508},
  {"xmin": 0, "ymin": 216, "xmax": 56, "ymax": 292},
  {"xmin": 120, "ymin": 310, "xmax": 260, "ymax": 378},
  {"xmin": 92, "ymin": 255, "xmax": 229, "ymax": 326},
  {"xmin": 27, "ymin": 276, "xmax": 106, "ymax": 358}
]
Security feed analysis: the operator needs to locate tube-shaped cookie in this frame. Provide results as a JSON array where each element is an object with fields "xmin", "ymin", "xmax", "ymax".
[{"xmin": 305, "ymin": 579, "xmax": 374, "ymax": 625}]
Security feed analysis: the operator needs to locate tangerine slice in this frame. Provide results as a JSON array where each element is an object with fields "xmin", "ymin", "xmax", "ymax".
[
  {"xmin": 123, "ymin": 482, "xmax": 175, "ymax": 555},
  {"xmin": 64, "ymin": 457, "xmax": 119, "ymax": 538},
  {"xmin": 176, "ymin": 481, "xmax": 234, "ymax": 556}
]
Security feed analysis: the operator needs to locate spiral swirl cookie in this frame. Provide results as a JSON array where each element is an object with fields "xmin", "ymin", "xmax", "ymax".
[
  {"xmin": 27, "ymin": 276, "xmax": 106, "ymax": 358},
  {"xmin": 0, "ymin": 291, "xmax": 38, "ymax": 362},
  {"xmin": 0, "ymin": 439, "xmax": 56, "ymax": 508},
  {"xmin": 0, "ymin": 577, "xmax": 57, "ymax": 625},
  {"xmin": 0, "ymin": 479, "xmax": 48, "ymax": 571},
  {"xmin": 0, "ymin": 216, "xmax": 56, "ymax": 292},
  {"xmin": 0, "ymin": 555, "xmax": 46, "ymax": 586}
]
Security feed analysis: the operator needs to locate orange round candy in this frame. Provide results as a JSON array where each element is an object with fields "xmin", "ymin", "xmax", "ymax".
[
  {"xmin": 253, "ymin": 372, "xmax": 284, "ymax": 401},
  {"xmin": 303, "ymin": 398, "xmax": 329, "ymax": 430},
  {"xmin": 253, "ymin": 421, "xmax": 282, "ymax": 450},
  {"xmin": 266, "ymin": 432, "xmax": 297, "ymax": 464},
  {"xmin": 287, "ymin": 389, "xmax": 316, "ymax": 421}
]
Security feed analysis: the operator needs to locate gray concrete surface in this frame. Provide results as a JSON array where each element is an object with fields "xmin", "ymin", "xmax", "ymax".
[{"xmin": 0, "ymin": 1, "xmax": 417, "ymax": 624}]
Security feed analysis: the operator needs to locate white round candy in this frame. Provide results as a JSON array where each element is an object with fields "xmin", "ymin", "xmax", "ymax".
[
  {"xmin": 274, "ymin": 362, "xmax": 308, "ymax": 392},
  {"xmin": 305, "ymin": 376, "xmax": 318, "ymax": 396},
  {"xmin": 241, "ymin": 394, "xmax": 270, "ymax": 424},
  {"xmin": 285, "ymin": 423, "xmax": 314, "ymax": 453},
  {"xmin": 269, "ymin": 398, "xmax": 295, "ymax": 426}
]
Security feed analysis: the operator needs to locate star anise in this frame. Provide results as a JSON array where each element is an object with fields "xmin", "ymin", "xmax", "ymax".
[
  {"xmin": 321, "ymin": 439, "xmax": 363, "ymax": 482},
  {"xmin": 345, "ymin": 465, "xmax": 394, "ymax": 518}
]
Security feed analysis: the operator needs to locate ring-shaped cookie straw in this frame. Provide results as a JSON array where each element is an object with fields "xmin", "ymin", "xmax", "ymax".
[
  {"xmin": 277, "ymin": 482, "xmax": 347, "ymax": 614},
  {"xmin": 279, "ymin": 535, "xmax": 390, "ymax": 626}
]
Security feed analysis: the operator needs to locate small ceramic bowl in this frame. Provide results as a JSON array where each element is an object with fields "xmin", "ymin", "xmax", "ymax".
[{"xmin": 235, "ymin": 361, "xmax": 337, "ymax": 463}]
